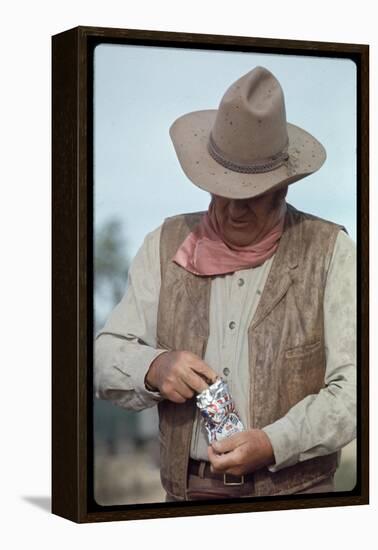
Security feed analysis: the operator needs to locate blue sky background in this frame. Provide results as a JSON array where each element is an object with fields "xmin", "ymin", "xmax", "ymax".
[{"xmin": 94, "ymin": 44, "xmax": 356, "ymax": 260}]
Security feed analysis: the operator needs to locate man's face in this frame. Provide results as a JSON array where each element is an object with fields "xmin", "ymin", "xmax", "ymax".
[{"xmin": 211, "ymin": 187, "xmax": 286, "ymax": 247}]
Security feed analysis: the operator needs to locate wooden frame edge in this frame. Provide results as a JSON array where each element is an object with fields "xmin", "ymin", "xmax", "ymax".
[{"xmin": 52, "ymin": 26, "xmax": 369, "ymax": 523}]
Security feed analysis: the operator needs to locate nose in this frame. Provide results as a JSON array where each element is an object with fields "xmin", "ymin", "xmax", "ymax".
[{"xmin": 229, "ymin": 199, "xmax": 249, "ymax": 219}]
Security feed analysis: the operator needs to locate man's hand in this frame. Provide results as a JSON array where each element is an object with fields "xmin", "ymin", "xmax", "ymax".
[
  {"xmin": 207, "ymin": 429, "xmax": 275, "ymax": 476},
  {"xmin": 145, "ymin": 351, "xmax": 218, "ymax": 404}
]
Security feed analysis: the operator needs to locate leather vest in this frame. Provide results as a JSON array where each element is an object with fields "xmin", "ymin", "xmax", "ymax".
[{"xmin": 156, "ymin": 203, "xmax": 342, "ymax": 499}]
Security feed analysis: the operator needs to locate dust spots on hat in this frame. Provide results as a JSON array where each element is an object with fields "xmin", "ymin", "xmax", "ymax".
[
  {"xmin": 289, "ymin": 147, "xmax": 301, "ymax": 162},
  {"xmin": 286, "ymin": 149, "xmax": 300, "ymax": 176},
  {"xmin": 239, "ymin": 182, "xmax": 256, "ymax": 190}
]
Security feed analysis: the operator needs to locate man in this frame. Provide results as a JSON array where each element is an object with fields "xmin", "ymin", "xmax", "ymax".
[{"xmin": 95, "ymin": 66, "xmax": 356, "ymax": 501}]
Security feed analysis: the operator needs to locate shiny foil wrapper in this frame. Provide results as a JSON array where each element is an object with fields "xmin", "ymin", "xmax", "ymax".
[{"xmin": 196, "ymin": 378, "xmax": 244, "ymax": 443}]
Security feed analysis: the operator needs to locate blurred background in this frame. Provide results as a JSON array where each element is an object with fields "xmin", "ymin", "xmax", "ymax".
[{"xmin": 93, "ymin": 44, "xmax": 357, "ymax": 505}]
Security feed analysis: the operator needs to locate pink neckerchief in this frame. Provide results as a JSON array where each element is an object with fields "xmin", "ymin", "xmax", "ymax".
[{"xmin": 173, "ymin": 202, "xmax": 287, "ymax": 276}]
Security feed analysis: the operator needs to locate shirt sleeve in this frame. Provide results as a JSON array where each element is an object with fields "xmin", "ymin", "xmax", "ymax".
[
  {"xmin": 94, "ymin": 224, "xmax": 167, "ymax": 411},
  {"xmin": 262, "ymin": 230, "xmax": 357, "ymax": 471}
]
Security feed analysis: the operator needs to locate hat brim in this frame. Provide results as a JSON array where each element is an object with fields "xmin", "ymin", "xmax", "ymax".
[{"xmin": 169, "ymin": 110, "xmax": 326, "ymax": 199}]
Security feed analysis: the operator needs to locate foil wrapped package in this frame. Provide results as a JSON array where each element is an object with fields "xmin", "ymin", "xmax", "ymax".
[{"xmin": 196, "ymin": 378, "xmax": 244, "ymax": 443}]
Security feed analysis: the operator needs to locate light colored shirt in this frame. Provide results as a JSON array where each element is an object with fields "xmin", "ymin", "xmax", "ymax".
[{"xmin": 95, "ymin": 223, "xmax": 356, "ymax": 472}]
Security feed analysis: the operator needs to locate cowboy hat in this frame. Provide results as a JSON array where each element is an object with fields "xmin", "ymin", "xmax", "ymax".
[{"xmin": 169, "ymin": 66, "xmax": 326, "ymax": 199}]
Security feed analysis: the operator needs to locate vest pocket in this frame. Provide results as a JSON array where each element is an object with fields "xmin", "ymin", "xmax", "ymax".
[
  {"xmin": 280, "ymin": 340, "xmax": 325, "ymax": 413},
  {"xmin": 284, "ymin": 340, "xmax": 321, "ymax": 359}
]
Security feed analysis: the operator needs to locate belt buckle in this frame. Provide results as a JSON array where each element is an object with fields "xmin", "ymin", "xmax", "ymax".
[{"xmin": 223, "ymin": 473, "xmax": 245, "ymax": 486}]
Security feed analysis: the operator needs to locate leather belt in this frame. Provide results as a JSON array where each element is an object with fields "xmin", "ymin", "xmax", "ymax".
[{"xmin": 188, "ymin": 458, "xmax": 254, "ymax": 486}]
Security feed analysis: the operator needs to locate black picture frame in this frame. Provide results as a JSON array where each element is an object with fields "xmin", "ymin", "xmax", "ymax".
[{"xmin": 52, "ymin": 25, "xmax": 369, "ymax": 523}]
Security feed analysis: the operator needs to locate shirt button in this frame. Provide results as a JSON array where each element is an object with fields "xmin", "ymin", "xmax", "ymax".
[
  {"xmin": 237, "ymin": 278, "xmax": 245, "ymax": 287},
  {"xmin": 229, "ymin": 321, "xmax": 236, "ymax": 330},
  {"xmin": 223, "ymin": 367, "xmax": 230, "ymax": 376}
]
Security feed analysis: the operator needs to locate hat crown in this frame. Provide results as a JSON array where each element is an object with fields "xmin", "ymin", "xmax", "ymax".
[{"xmin": 211, "ymin": 67, "xmax": 289, "ymax": 165}]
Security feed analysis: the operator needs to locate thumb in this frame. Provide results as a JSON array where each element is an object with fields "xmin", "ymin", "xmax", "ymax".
[{"xmin": 212, "ymin": 432, "xmax": 243, "ymax": 453}]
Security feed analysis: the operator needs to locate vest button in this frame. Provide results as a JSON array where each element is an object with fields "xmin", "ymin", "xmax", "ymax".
[
  {"xmin": 237, "ymin": 278, "xmax": 245, "ymax": 287},
  {"xmin": 223, "ymin": 367, "xmax": 230, "ymax": 376},
  {"xmin": 229, "ymin": 321, "xmax": 236, "ymax": 329}
]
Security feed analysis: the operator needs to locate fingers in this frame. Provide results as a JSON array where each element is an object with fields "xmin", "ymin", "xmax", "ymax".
[
  {"xmin": 157, "ymin": 350, "xmax": 218, "ymax": 404},
  {"xmin": 161, "ymin": 377, "xmax": 194, "ymax": 402},
  {"xmin": 208, "ymin": 445, "xmax": 240, "ymax": 473},
  {"xmin": 168, "ymin": 391, "xmax": 186, "ymax": 404},
  {"xmin": 172, "ymin": 351, "xmax": 218, "ymax": 393},
  {"xmin": 181, "ymin": 369, "xmax": 209, "ymax": 393},
  {"xmin": 174, "ymin": 378, "xmax": 195, "ymax": 399},
  {"xmin": 189, "ymin": 359, "xmax": 218, "ymax": 385},
  {"xmin": 212, "ymin": 432, "xmax": 245, "ymax": 454}
]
